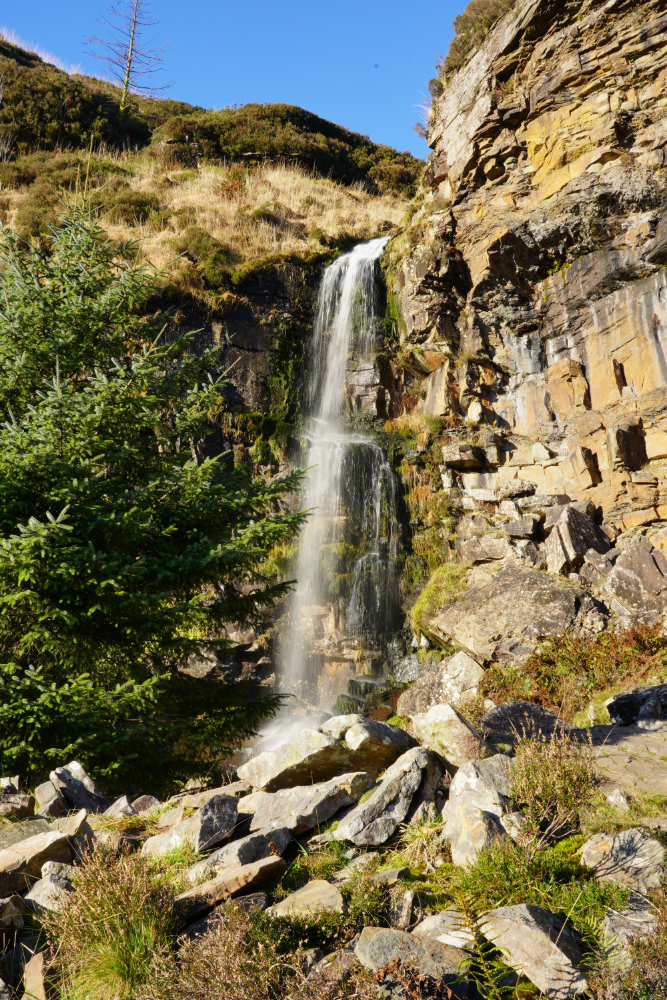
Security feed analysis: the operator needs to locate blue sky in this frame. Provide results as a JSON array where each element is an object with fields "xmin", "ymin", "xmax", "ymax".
[{"xmin": 4, "ymin": 0, "xmax": 461, "ymax": 158}]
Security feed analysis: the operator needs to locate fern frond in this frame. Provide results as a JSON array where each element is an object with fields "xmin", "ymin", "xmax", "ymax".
[{"xmin": 449, "ymin": 886, "xmax": 518, "ymax": 1000}]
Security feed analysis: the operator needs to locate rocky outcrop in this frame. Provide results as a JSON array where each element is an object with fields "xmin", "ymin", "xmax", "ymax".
[{"xmin": 384, "ymin": 0, "xmax": 667, "ymax": 631}]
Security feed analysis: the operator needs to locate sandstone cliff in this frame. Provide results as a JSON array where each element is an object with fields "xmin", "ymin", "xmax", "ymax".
[{"xmin": 386, "ymin": 0, "xmax": 667, "ymax": 545}]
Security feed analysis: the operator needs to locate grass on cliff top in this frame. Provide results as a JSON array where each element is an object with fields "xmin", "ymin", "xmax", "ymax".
[
  {"xmin": 481, "ymin": 623, "xmax": 667, "ymax": 724},
  {"xmin": 0, "ymin": 150, "xmax": 407, "ymax": 310}
]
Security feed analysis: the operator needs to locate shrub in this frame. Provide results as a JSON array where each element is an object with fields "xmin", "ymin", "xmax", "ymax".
[
  {"xmin": 481, "ymin": 625, "xmax": 667, "ymax": 722},
  {"xmin": 510, "ymin": 728, "xmax": 596, "ymax": 855},
  {"xmin": 174, "ymin": 226, "xmax": 233, "ymax": 287},
  {"xmin": 44, "ymin": 847, "xmax": 177, "ymax": 1000}
]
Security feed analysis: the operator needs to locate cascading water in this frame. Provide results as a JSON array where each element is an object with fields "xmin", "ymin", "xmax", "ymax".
[{"xmin": 279, "ymin": 238, "xmax": 402, "ymax": 710}]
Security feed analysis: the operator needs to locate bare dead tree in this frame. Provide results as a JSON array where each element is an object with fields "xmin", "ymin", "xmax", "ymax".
[{"xmin": 85, "ymin": 0, "xmax": 171, "ymax": 112}]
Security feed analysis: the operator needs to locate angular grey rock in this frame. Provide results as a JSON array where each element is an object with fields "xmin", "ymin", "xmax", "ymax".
[
  {"xmin": 497, "ymin": 479, "xmax": 536, "ymax": 500},
  {"xmin": 500, "ymin": 518, "xmax": 537, "ymax": 539},
  {"xmin": 186, "ymin": 828, "xmax": 290, "ymax": 884},
  {"xmin": 545, "ymin": 505, "xmax": 610, "ymax": 575},
  {"xmin": 0, "ymin": 776, "xmax": 19, "ymax": 794},
  {"xmin": 0, "ymin": 832, "xmax": 71, "ymax": 895},
  {"xmin": 343, "ymin": 719, "xmax": 418, "ymax": 768},
  {"xmin": 0, "ymin": 819, "xmax": 51, "ymax": 850},
  {"xmin": 406, "ymin": 751, "xmax": 446, "ymax": 825},
  {"xmin": 24, "ymin": 872, "xmax": 73, "ymax": 913},
  {"xmin": 49, "ymin": 761, "xmax": 108, "ymax": 814},
  {"xmin": 459, "ymin": 535, "xmax": 509, "ymax": 564},
  {"xmin": 410, "ymin": 704, "xmax": 492, "ymax": 767},
  {"xmin": 0, "ymin": 795, "xmax": 34, "ymax": 820},
  {"xmin": 601, "ymin": 536, "xmax": 667, "ymax": 619},
  {"xmin": 397, "ymin": 650, "xmax": 484, "ymax": 717},
  {"xmin": 103, "ymin": 795, "xmax": 136, "ymax": 819},
  {"xmin": 355, "ymin": 927, "xmax": 467, "ymax": 989},
  {"xmin": 427, "ymin": 565, "xmax": 603, "ymax": 666},
  {"xmin": 266, "ymin": 879, "xmax": 345, "ymax": 916},
  {"xmin": 53, "ymin": 808, "xmax": 88, "ymax": 837},
  {"xmin": 606, "ymin": 683, "xmax": 667, "ymax": 727},
  {"xmin": 168, "ymin": 781, "xmax": 250, "ymax": 809},
  {"xmin": 371, "ymin": 866, "xmax": 410, "ymax": 885},
  {"xmin": 320, "ymin": 714, "xmax": 363, "ymax": 739},
  {"xmin": 131, "ymin": 794, "xmax": 160, "ymax": 813},
  {"xmin": 442, "ymin": 797, "xmax": 507, "ymax": 866},
  {"xmin": 482, "ymin": 904, "xmax": 587, "ymax": 998},
  {"xmin": 34, "ymin": 780, "xmax": 66, "ymax": 819},
  {"xmin": 447, "ymin": 755, "xmax": 513, "ymax": 816},
  {"xmin": 580, "ymin": 829, "xmax": 665, "ymax": 893},
  {"xmin": 236, "ymin": 729, "xmax": 358, "ymax": 791},
  {"xmin": 603, "ymin": 895, "xmax": 657, "ymax": 961},
  {"xmin": 335, "ymin": 747, "xmax": 431, "ymax": 846},
  {"xmin": 330, "ymin": 852, "xmax": 379, "ymax": 883},
  {"xmin": 390, "ymin": 888, "xmax": 415, "ymax": 930},
  {"xmin": 413, "ymin": 908, "xmax": 474, "ymax": 948},
  {"xmin": 142, "ymin": 795, "xmax": 238, "ymax": 857},
  {"xmin": 479, "ymin": 701, "xmax": 572, "ymax": 745},
  {"xmin": 0, "ymin": 895, "xmax": 26, "ymax": 930},
  {"xmin": 41, "ymin": 861, "xmax": 74, "ymax": 879},
  {"xmin": 606, "ymin": 787, "xmax": 630, "ymax": 812},
  {"xmin": 249, "ymin": 771, "xmax": 376, "ymax": 834}
]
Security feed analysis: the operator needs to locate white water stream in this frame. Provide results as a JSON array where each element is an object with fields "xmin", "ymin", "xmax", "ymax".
[{"xmin": 279, "ymin": 237, "xmax": 401, "ymax": 707}]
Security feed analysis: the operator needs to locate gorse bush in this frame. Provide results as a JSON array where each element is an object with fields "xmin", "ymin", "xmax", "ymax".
[{"xmin": 0, "ymin": 206, "xmax": 307, "ymax": 793}]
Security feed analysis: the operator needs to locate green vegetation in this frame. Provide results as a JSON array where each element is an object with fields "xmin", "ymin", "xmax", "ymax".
[
  {"xmin": 410, "ymin": 562, "xmax": 468, "ymax": 637},
  {"xmin": 0, "ymin": 37, "xmax": 421, "ymax": 198},
  {"xmin": 438, "ymin": 0, "xmax": 517, "ymax": 81},
  {"xmin": 481, "ymin": 624, "xmax": 667, "ymax": 722},
  {"xmin": 0, "ymin": 206, "xmax": 308, "ymax": 793},
  {"xmin": 149, "ymin": 104, "xmax": 422, "ymax": 196}
]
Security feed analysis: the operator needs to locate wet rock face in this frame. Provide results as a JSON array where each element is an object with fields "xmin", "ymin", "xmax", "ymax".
[{"xmin": 390, "ymin": 0, "xmax": 667, "ymax": 536}]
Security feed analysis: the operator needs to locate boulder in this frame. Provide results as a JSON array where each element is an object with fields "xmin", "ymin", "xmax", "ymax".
[
  {"xmin": 0, "ymin": 820, "xmax": 51, "ymax": 850},
  {"xmin": 266, "ymin": 879, "xmax": 345, "ymax": 917},
  {"xmin": 412, "ymin": 908, "xmax": 474, "ymax": 948},
  {"xmin": 41, "ymin": 861, "xmax": 74, "ymax": 879},
  {"xmin": 579, "ymin": 547, "xmax": 618, "ymax": 586},
  {"xmin": 406, "ymin": 751, "xmax": 446, "ymax": 825},
  {"xmin": 397, "ymin": 650, "xmax": 484, "ymax": 716},
  {"xmin": 0, "ymin": 832, "xmax": 71, "ymax": 895},
  {"xmin": 175, "ymin": 855, "xmax": 287, "ymax": 925},
  {"xmin": 24, "ymin": 872, "xmax": 73, "ymax": 913},
  {"xmin": 168, "ymin": 781, "xmax": 250, "ymax": 809},
  {"xmin": 427, "ymin": 564, "xmax": 605, "ymax": 666},
  {"xmin": 601, "ymin": 536, "xmax": 667, "ymax": 619},
  {"xmin": 249, "ymin": 772, "xmax": 376, "ymax": 834},
  {"xmin": 0, "ymin": 795, "xmax": 34, "ymax": 820},
  {"xmin": 545, "ymin": 505, "xmax": 609, "ymax": 575},
  {"xmin": 236, "ymin": 729, "xmax": 358, "ymax": 791},
  {"xmin": 389, "ymin": 888, "xmax": 415, "ymax": 930},
  {"xmin": 131, "ymin": 794, "xmax": 160, "ymax": 813},
  {"xmin": 156, "ymin": 807, "xmax": 185, "ymax": 829},
  {"xmin": 459, "ymin": 536, "xmax": 510, "ymax": 564},
  {"xmin": 442, "ymin": 797, "xmax": 507, "ymax": 866},
  {"xmin": 580, "ymin": 829, "xmax": 664, "ymax": 893},
  {"xmin": 186, "ymin": 828, "xmax": 291, "ymax": 884},
  {"xmin": 606, "ymin": 684, "xmax": 667, "ymax": 727},
  {"xmin": 335, "ymin": 747, "xmax": 432, "ymax": 846},
  {"xmin": 410, "ymin": 704, "xmax": 492, "ymax": 767},
  {"xmin": 49, "ymin": 761, "xmax": 108, "ymax": 814},
  {"xmin": 320, "ymin": 714, "xmax": 363, "ymax": 739},
  {"xmin": 0, "ymin": 895, "xmax": 26, "ymax": 930},
  {"xmin": 142, "ymin": 795, "xmax": 238, "ymax": 857},
  {"xmin": 446, "ymin": 755, "xmax": 513, "ymax": 816},
  {"xmin": 103, "ymin": 795, "xmax": 136, "ymax": 819},
  {"xmin": 500, "ymin": 518, "xmax": 537, "ymax": 539},
  {"xmin": 481, "ymin": 904, "xmax": 587, "ymax": 998},
  {"xmin": 0, "ymin": 776, "xmax": 19, "ymax": 793},
  {"xmin": 343, "ymin": 719, "xmax": 419, "ymax": 768},
  {"xmin": 34, "ymin": 781, "xmax": 66, "ymax": 819},
  {"xmin": 355, "ymin": 927, "xmax": 467, "ymax": 991},
  {"xmin": 603, "ymin": 896, "xmax": 657, "ymax": 959},
  {"xmin": 479, "ymin": 702, "xmax": 572, "ymax": 746},
  {"xmin": 497, "ymin": 479, "xmax": 536, "ymax": 500},
  {"xmin": 53, "ymin": 808, "xmax": 88, "ymax": 838}
]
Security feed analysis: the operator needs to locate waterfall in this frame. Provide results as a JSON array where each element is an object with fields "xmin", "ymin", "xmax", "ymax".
[{"xmin": 279, "ymin": 237, "xmax": 402, "ymax": 709}]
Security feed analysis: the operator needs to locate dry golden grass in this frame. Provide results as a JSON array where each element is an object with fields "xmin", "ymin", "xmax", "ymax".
[{"xmin": 4, "ymin": 153, "xmax": 407, "ymax": 273}]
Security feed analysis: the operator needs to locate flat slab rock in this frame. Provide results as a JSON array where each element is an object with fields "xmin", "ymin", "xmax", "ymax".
[
  {"xmin": 266, "ymin": 879, "xmax": 344, "ymax": 917},
  {"xmin": 580, "ymin": 829, "xmax": 664, "ymax": 893},
  {"xmin": 355, "ymin": 927, "xmax": 467, "ymax": 995},
  {"xmin": 426, "ymin": 564, "xmax": 604, "ymax": 666},
  {"xmin": 0, "ymin": 831, "xmax": 71, "ymax": 895},
  {"xmin": 248, "ymin": 771, "xmax": 375, "ymax": 834},
  {"xmin": 237, "ymin": 721, "xmax": 416, "ymax": 792},
  {"xmin": 576, "ymin": 724, "xmax": 667, "ymax": 796},
  {"xmin": 482, "ymin": 904, "xmax": 587, "ymax": 999}
]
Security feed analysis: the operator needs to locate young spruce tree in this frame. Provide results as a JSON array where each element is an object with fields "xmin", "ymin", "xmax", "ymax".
[{"xmin": 0, "ymin": 207, "xmax": 306, "ymax": 793}]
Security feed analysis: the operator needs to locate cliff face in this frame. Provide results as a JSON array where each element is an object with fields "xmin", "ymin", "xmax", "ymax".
[{"xmin": 390, "ymin": 0, "xmax": 667, "ymax": 538}]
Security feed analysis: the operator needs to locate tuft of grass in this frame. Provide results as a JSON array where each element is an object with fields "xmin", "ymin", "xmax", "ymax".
[
  {"xmin": 582, "ymin": 791, "xmax": 667, "ymax": 836},
  {"xmin": 411, "ymin": 562, "xmax": 469, "ymax": 638},
  {"xmin": 43, "ymin": 846, "xmax": 177, "ymax": 1000},
  {"xmin": 481, "ymin": 624, "xmax": 667, "ymax": 722}
]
